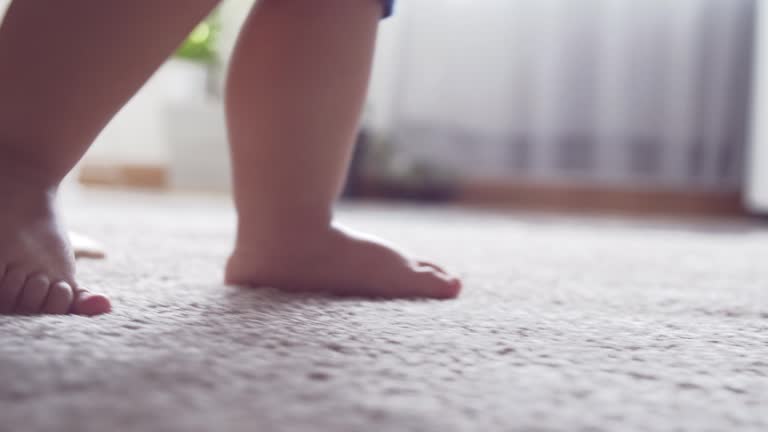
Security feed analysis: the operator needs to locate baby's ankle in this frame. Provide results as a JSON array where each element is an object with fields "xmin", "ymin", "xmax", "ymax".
[
  {"xmin": 234, "ymin": 209, "xmax": 334, "ymax": 245},
  {"xmin": 234, "ymin": 221, "xmax": 338, "ymax": 257},
  {"xmin": 0, "ymin": 160, "xmax": 60, "ymax": 220},
  {"xmin": 0, "ymin": 145, "xmax": 61, "ymax": 186}
]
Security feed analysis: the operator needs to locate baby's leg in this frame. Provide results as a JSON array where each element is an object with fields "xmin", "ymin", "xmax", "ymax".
[
  {"xmin": 0, "ymin": 0, "xmax": 218, "ymax": 315},
  {"xmin": 225, "ymin": 0, "xmax": 461, "ymax": 298}
]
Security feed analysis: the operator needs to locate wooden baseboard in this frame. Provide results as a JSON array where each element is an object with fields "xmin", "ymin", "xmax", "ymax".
[
  {"xmin": 79, "ymin": 163, "xmax": 168, "ymax": 189},
  {"xmin": 355, "ymin": 177, "xmax": 746, "ymax": 217},
  {"xmin": 456, "ymin": 180, "xmax": 746, "ymax": 217}
]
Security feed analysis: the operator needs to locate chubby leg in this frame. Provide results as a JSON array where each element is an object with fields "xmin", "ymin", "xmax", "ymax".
[
  {"xmin": 0, "ymin": 0, "xmax": 219, "ymax": 314},
  {"xmin": 225, "ymin": 0, "xmax": 461, "ymax": 298}
]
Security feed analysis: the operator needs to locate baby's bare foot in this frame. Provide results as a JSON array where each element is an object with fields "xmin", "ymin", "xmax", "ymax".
[
  {"xmin": 0, "ymin": 179, "xmax": 110, "ymax": 315},
  {"xmin": 225, "ymin": 225, "xmax": 461, "ymax": 299}
]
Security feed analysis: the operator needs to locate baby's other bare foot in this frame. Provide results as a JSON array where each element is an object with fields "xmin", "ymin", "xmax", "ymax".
[
  {"xmin": 226, "ymin": 224, "xmax": 461, "ymax": 299},
  {"xmin": 0, "ymin": 178, "xmax": 110, "ymax": 315},
  {"xmin": 69, "ymin": 231, "xmax": 106, "ymax": 260}
]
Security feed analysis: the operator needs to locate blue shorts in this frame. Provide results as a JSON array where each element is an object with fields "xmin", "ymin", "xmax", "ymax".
[{"xmin": 381, "ymin": 0, "xmax": 394, "ymax": 18}]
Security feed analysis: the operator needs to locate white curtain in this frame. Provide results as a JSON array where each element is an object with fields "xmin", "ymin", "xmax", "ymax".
[{"xmin": 369, "ymin": 0, "xmax": 756, "ymax": 191}]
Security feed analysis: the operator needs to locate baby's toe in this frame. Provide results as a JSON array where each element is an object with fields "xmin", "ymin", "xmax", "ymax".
[
  {"xmin": 16, "ymin": 274, "xmax": 51, "ymax": 314},
  {"xmin": 416, "ymin": 260, "xmax": 455, "ymax": 276},
  {"xmin": 42, "ymin": 281, "xmax": 74, "ymax": 314},
  {"xmin": 407, "ymin": 266, "xmax": 462, "ymax": 299},
  {"xmin": 71, "ymin": 288, "xmax": 111, "ymax": 316},
  {"xmin": 0, "ymin": 268, "xmax": 26, "ymax": 313}
]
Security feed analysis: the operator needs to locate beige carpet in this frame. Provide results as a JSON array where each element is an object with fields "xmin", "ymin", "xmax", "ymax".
[{"xmin": 2, "ymin": 189, "xmax": 767, "ymax": 432}]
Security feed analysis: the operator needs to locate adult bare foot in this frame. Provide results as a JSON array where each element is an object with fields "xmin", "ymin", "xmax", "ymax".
[
  {"xmin": 225, "ymin": 225, "xmax": 461, "ymax": 299},
  {"xmin": 0, "ymin": 177, "xmax": 111, "ymax": 315}
]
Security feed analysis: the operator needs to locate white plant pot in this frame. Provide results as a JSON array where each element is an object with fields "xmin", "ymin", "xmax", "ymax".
[
  {"xmin": 166, "ymin": 100, "xmax": 232, "ymax": 192},
  {"xmin": 86, "ymin": 59, "xmax": 212, "ymax": 166}
]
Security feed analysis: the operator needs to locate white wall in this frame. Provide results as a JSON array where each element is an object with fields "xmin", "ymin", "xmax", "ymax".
[
  {"xmin": 747, "ymin": 0, "xmax": 768, "ymax": 212},
  {"xmin": 382, "ymin": 0, "xmax": 756, "ymax": 190}
]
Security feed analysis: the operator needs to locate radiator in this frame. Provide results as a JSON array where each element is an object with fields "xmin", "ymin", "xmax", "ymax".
[{"xmin": 382, "ymin": 0, "xmax": 756, "ymax": 191}]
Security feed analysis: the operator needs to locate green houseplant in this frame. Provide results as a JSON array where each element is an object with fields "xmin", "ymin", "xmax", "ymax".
[{"xmin": 175, "ymin": 12, "xmax": 220, "ymax": 64}]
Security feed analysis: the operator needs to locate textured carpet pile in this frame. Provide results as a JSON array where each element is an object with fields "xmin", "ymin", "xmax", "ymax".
[{"xmin": 1, "ymin": 190, "xmax": 767, "ymax": 432}]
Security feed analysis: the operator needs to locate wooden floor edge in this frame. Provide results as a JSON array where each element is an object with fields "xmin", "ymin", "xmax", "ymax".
[{"xmin": 79, "ymin": 163, "xmax": 168, "ymax": 189}]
